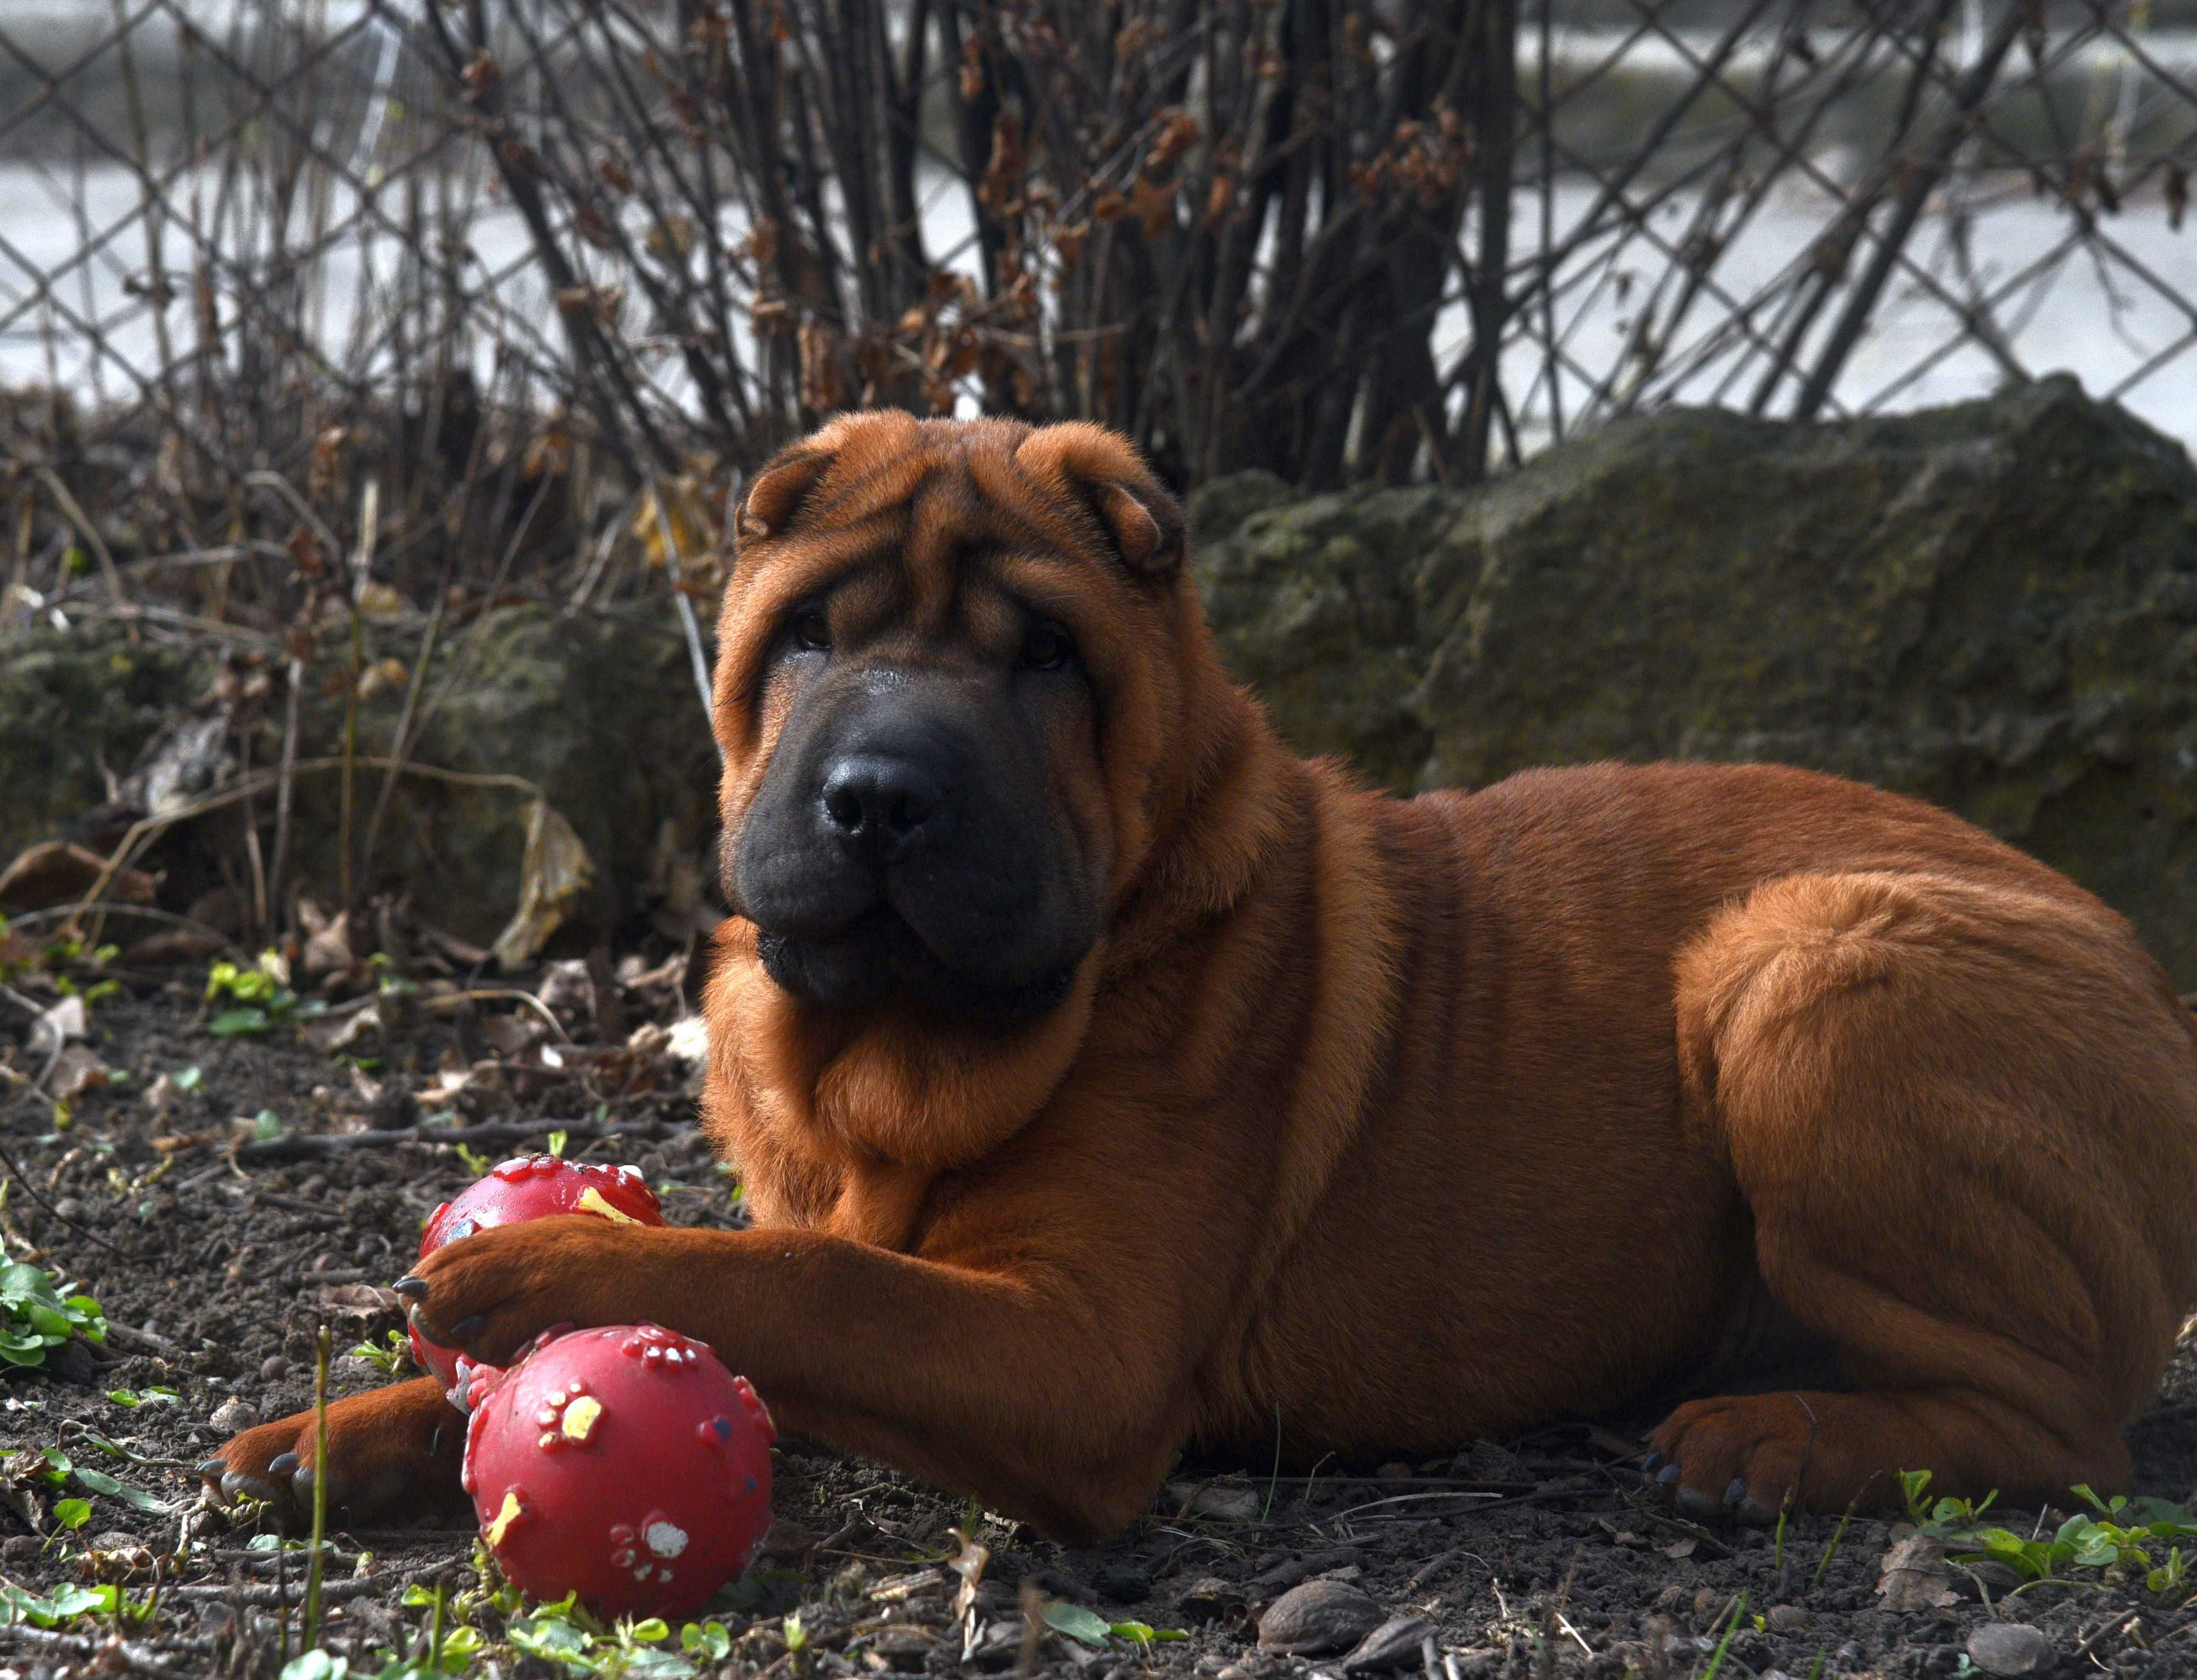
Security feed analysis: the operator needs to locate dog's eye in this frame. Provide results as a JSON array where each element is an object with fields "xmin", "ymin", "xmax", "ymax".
[
  {"xmin": 1020, "ymin": 620, "xmax": 1073, "ymax": 672},
  {"xmin": 790, "ymin": 606, "xmax": 831, "ymax": 652}
]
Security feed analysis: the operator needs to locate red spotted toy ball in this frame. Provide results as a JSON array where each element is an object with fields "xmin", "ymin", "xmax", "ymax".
[
  {"xmin": 409, "ymin": 1158, "xmax": 663, "ymax": 1395},
  {"xmin": 461, "ymin": 1324, "xmax": 776, "ymax": 1618}
]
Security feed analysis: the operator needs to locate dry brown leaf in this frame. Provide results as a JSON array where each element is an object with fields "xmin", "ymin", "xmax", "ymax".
[
  {"xmin": 1876, "ymin": 1533, "xmax": 1960, "ymax": 1610},
  {"xmin": 491, "ymin": 800, "xmax": 595, "ymax": 970},
  {"xmin": 0, "ymin": 840, "xmax": 155, "ymax": 915}
]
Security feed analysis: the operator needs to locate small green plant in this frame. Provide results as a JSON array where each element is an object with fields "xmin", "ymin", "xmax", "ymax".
[
  {"xmin": 38, "ymin": 933, "xmax": 122, "ymax": 1004},
  {"xmin": 205, "ymin": 952, "xmax": 299, "ymax": 1037},
  {"xmin": 1904, "ymin": 1470, "xmax": 2197, "ymax": 1597},
  {"xmin": 106, "ymin": 1385, "xmax": 180, "ymax": 1408},
  {"xmin": 453, "ymin": 1143, "xmax": 494, "ymax": 1176},
  {"xmin": 1038, "ymin": 1600, "xmax": 1189, "ymax": 1649},
  {"xmin": 506, "ymin": 1593, "xmax": 701, "ymax": 1676},
  {"xmin": 0, "ymin": 1581, "xmax": 154, "ymax": 1629},
  {"xmin": 679, "ymin": 1622, "xmax": 732, "ymax": 1661},
  {"xmin": 0, "ymin": 1263, "xmax": 106, "ymax": 1369},
  {"xmin": 351, "ymin": 1330, "xmax": 414, "ymax": 1375},
  {"xmin": 1900, "ymin": 1469, "xmax": 1998, "ymax": 1530}
]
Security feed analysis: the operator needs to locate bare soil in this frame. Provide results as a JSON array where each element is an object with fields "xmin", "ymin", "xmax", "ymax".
[{"xmin": 5, "ymin": 981, "xmax": 2197, "ymax": 1679}]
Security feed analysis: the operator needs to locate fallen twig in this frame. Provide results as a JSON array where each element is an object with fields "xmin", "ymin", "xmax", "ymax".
[
  {"xmin": 165, "ymin": 1575, "xmax": 384, "ymax": 1608},
  {"xmin": 2067, "ymin": 1606, "xmax": 2143, "ymax": 1664},
  {"xmin": 0, "ymin": 1625, "xmax": 192, "ymax": 1675},
  {"xmin": 102, "ymin": 1319, "xmax": 185, "ymax": 1359}
]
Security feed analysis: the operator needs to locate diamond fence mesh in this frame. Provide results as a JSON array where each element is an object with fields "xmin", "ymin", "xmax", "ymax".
[{"xmin": 3, "ymin": 0, "xmax": 2196, "ymax": 633}]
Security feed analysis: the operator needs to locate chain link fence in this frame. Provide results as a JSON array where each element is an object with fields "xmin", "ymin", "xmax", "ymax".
[{"xmin": 4, "ymin": 0, "xmax": 2197, "ymax": 629}]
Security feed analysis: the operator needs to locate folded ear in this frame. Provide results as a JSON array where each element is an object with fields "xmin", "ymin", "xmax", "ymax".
[
  {"xmin": 737, "ymin": 444, "xmax": 836, "ymax": 544},
  {"xmin": 1013, "ymin": 422, "xmax": 1185, "ymax": 579}
]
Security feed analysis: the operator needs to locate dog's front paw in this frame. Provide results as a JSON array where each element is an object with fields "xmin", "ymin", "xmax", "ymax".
[
  {"xmin": 395, "ymin": 1214, "xmax": 656, "ymax": 1369},
  {"xmin": 198, "ymin": 1378, "xmax": 466, "ymax": 1523}
]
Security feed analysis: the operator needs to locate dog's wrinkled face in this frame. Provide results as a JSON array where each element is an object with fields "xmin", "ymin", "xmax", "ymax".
[{"xmin": 712, "ymin": 414, "xmax": 1189, "ymax": 1024}]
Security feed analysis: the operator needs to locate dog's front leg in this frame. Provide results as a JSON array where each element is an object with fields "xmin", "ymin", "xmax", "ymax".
[
  {"xmin": 397, "ymin": 1214, "xmax": 1196, "ymax": 1542},
  {"xmin": 200, "ymin": 1376, "xmax": 470, "ymax": 1523}
]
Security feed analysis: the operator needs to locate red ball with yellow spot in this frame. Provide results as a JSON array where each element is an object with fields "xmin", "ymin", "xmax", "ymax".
[
  {"xmin": 461, "ymin": 1323, "xmax": 776, "ymax": 1618},
  {"xmin": 408, "ymin": 1157, "xmax": 663, "ymax": 1396}
]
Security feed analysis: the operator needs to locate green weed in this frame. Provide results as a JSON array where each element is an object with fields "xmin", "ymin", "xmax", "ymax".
[
  {"xmin": 349, "ymin": 1329, "xmax": 413, "ymax": 1376},
  {"xmin": 1902, "ymin": 1471, "xmax": 2197, "ymax": 1598},
  {"xmin": 0, "ymin": 1263, "xmax": 105, "ymax": 1369},
  {"xmin": 205, "ymin": 952, "xmax": 302, "ymax": 1037}
]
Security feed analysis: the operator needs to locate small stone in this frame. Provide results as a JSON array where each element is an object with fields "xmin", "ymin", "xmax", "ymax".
[
  {"xmin": 1258, "ymin": 1580, "xmax": 1387, "ymax": 1656},
  {"xmin": 1955, "ymin": 1559, "xmax": 2023, "ymax": 1596},
  {"xmin": 1217, "ymin": 1668, "xmax": 1254, "ymax": 1680},
  {"xmin": 1176, "ymin": 1576, "xmax": 1248, "ymax": 1624},
  {"xmin": 1093, "ymin": 1562, "xmax": 1152, "ymax": 1604},
  {"xmin": 1, "ymin": 1534, "xmax": 40, "ymax": 1562},
  {"xmin": 1341, "ymin": 1615, "xmax": 1436, "ymax": 1672},
  {"xmin": 1766, "ymin": 1605, "xmax": 1807, "ymax": 1633},
  {"xmin": 259, "ymin": 1355, "xmax": 290, "ymax": 1381},
  {"xmin": 1167, "ymin": 1479, "xmax": 1262, "ymax": 1522},
  {"xmin": 1966, "ymin": 1622, "xmax": 2054, "ymax": 1677}
]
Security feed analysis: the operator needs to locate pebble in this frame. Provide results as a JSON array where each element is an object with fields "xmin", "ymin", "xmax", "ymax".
[
  {"xmin": 1216, "ymin": 1668, "xmax": 1253, "ymax": 1680},
  {"xmin": 1258, "ymin": 1580, "xmax": 1387, "ymax": 1656},
  {"xmin": 259, "ymin": 1355, "xmax": 290, "ymax": 1381},
  {"xmin": 1340, "ymin": 1614, "xmax": 1436, "ymax": 1673},
  {"xmin": 1966, "ymin": 1622, "xmax": 2054, "ymax": 1677},
  {"xmin": 1766, "ymin": 1604, "xmax": 1808, "ymax": 1633},
  {"xmin": 1092, "ymin": 1562, "xmax": 1152, "ymax": 1604},
  {"xmin": 1957, "ymin": 1560, "xmax": 2023, "ymax": 1595},
  {"xmin": 209, "ymin": 1398, "xmax": 259, "ymax": 1433}
]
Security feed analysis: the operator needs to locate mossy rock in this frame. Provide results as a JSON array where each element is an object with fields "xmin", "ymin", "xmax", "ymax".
[
  {"xmin": 1190, "ymin": 376, "xmax": 2197, "ymax": 986},
  {"xmin": 0, "ymin": 627, "xmax": 213, "ymax": 866},
  {"xmin": 0, "ymin": 606, "xmax": 718, "ymax": 950}
]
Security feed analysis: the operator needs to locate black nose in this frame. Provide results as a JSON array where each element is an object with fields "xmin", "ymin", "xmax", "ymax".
[{"xmin": 819, "ymin": 754, "xmax": 947, "ymax": 859}]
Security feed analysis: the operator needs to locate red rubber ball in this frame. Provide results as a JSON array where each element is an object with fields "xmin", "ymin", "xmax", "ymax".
[
  {"xmin": 462, "ymin": 1324, "xmax": 776, "ymax": 1619},
  {"xmin": 410, "ymin": 1158, "xmax": 663, "ymax": 1395}
]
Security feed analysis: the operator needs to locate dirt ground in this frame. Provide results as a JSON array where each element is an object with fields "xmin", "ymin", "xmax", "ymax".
[{"xmin": 5, "ymin": 976, "xmax": 2197, "ymax": 1680}]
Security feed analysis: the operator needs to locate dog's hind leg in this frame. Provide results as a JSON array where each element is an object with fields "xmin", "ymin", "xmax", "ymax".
[{"xmin": 1653, "ymin": 870, "xmax": 2197, "ymax": 1522}]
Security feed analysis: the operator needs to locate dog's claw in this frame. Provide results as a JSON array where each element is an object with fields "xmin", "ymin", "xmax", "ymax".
[
  {"xmin": 1640, "ymin": 1452, "xmax": 1665, "ymax": 1475},
  {"xmin": 193, "ymin": 1458, "xmax": 226, "ymax": 1482},
  {"xmin": 447, "ymin": 1313, "xmax": 485, "ymax": 1347},
  {"xmin": 267, "ymin": 1452, "xmax": 299, "ymax": 1478},
  {"xmin": 391, "ymin": 1276, "xmax": 430, "ymax": 1302},
  {"xmin": 1655, "ymin": 1463, "xmax": 1682, "ymax": 1486},
  {"xmin": 1736, "ymin": 1496, "xmax": 1777, "ymax": 1528},
  {"xmin": 220, "ymin": 1471, "xmax": 281, "ymax": 1505},
  {"xmin": 1722, "ymin": 1477, "xmax": 1748, "ymax": 1509},
  {"xmin": 1674, "ymin": 1483, "xmax": 1721, "ymax": 1520}
]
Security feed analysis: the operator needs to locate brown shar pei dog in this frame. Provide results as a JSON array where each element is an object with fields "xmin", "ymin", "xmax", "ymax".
[{"xmin": 208, "ymin": 411, "xmax": 2197, "ymax": 1541}]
